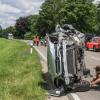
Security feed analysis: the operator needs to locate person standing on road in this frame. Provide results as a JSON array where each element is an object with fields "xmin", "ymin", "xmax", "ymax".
[
  {"xmin": 33, "ymin": 36, "xmax": 36, "ymax": 45},
  {"xmin": 36, "ymin": 36, "xmax": 40, "ymax": 46},
  {"xmin": 91, "ymin": 65, "xmax": 100, "ymax": 86},
  {"xmin": 40, "ymin": 37, "xmax": 44, "ymax": 46}
]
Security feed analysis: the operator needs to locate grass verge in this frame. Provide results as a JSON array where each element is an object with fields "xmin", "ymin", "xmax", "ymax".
[{"xmin": 0, "ymin": 38, "xmax": 46, "ymax": 100}]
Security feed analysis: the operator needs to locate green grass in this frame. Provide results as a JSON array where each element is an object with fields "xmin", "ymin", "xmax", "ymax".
[{"xmin": 0, "ymin": 38, "xmax": 46, "ymax": 100}]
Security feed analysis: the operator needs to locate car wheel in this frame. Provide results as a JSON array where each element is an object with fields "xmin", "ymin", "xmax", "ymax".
[{"xmin": 93, "ymin": 46, "xmax": 97, "ymax": 52}]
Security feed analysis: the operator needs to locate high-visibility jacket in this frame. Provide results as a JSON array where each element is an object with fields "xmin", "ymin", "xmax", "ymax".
[
  {"xmin": 36, "ymin": 36, "xmax": 39, "ymax": 42},
  {"xmin": 33, "ymin": 36, "xmax": 36, "ymax": 41}
]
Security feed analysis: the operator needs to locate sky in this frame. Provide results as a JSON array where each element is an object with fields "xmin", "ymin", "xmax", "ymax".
[
  {"xmin": 0, "ymin": 0, "xmax": 100, "ymax": 29},
  {"xmin": 0, "ymin": 0, "xmax": 44, "ymax": 29}
]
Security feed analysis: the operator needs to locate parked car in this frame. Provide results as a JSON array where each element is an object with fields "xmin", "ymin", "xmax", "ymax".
[
  {"xmin": 85, "ymin": 37, "xmax": 100, "ymax": 51},
  {"xmin": 85, "ymin": 33, "xmax": 94, "ymax": 43}
]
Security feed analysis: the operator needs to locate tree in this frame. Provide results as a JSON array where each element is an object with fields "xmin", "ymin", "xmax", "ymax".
[
  {"xmin": 15, "ymin": 17, "xmax": 29, "ymax": 38},
  {"xmin": 1, "ymin": 26, "xmax": 17, "ymax": 38},
  {"xmin": 37, "ymin": 0, "xmax": 65, "ymax": 34},
  {"xmin": 27, "ymin": 15, "xmax": 39, "ymax": 34},
  {"xmin": 38, "ymin": 0, "xmax": 99, "ymax": 34},
  {"xmin": 62, "ymin": 0, "xmax": 98, "ymax": 33},
  {"xmin": 97, "ymin": 2, "xmax": 100, "ymax": 35},
  {"xmin": 0, "ymin": 25, "xmax": 2, "ymax": 37}
]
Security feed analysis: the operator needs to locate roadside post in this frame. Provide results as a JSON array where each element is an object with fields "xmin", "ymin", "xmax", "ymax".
[{"xmin": 30, "ymin": 42, "xmax": 33, "ymax": 54}]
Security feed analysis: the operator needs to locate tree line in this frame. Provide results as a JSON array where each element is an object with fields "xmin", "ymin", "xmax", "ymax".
[{"xmin": 0, "ymin": 0, "xmax": 100, "ymax": 39}]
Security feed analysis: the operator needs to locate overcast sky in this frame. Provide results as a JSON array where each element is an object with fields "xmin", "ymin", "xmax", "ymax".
[
  {"xmin": 0, "ymin": 0, "xmax": 44, "ymax": 28},
  {"xmin": 0, "ymin": 0, "xmax": 100, "ymax": 29}
]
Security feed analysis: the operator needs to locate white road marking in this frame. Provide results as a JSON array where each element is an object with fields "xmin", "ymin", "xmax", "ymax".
[
  {"xmin": 30, "ymin": 48, "xmax": 33, "ymax": 54},
  {"xmin": 33, "ymin": 46, "xmax": 47, "ymax": 62},
  {"xmin": 91, "ymin": 57, "xmax": 100, "ymax": 61},
  {"xmin": 70, "ymin": 93, "xmax": 80, "ymax": 100}
]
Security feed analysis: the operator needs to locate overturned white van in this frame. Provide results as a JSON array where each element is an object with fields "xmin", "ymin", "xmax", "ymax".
[{"xmin": 47, "ymin": 24, "xmax": 90, "ymax": 95}]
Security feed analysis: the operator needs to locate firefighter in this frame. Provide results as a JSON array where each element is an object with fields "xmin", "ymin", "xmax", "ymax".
[
  {"xmin": 33, "ymin": 36, "xmax": 36, "ymax": 45},
  {"xmin": 36, "ymin": 36, "xmax": 40, "ymax": 46}
]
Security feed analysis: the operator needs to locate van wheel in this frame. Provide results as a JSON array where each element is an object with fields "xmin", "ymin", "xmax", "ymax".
[
  {"xmin": 93, "ymin": 46, "xmax": 97, "ymax": 52},
  {"xmin": 54, "ymin": 78, "xmax": 71, "ymax": 92},
  {"xmin": 54, "ymin": 78, "xmax": 64, "ymax": 88}
]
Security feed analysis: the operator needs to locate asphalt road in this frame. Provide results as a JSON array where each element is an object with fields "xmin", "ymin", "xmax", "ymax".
[
  {"xmin": 75, "ymin": 50, "xmax": 100, "ymax": 100},
  {"xmin": 34, "ymin": 45, "xmax": 100, "ymax": 100},
  {"xmin": 85, "ymin": 50, "xmax": 100, "ymax": 74}
]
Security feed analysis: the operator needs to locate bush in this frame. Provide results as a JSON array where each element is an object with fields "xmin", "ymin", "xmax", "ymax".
[{"xmin": 24, "ymin": 32, "xmax": 32, "ymax": 40}]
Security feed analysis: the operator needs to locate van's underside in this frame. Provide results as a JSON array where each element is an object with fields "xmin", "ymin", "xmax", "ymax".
[{"xmin": 47, "ymin": 25, "xmax": 90, "ymax": 93}]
